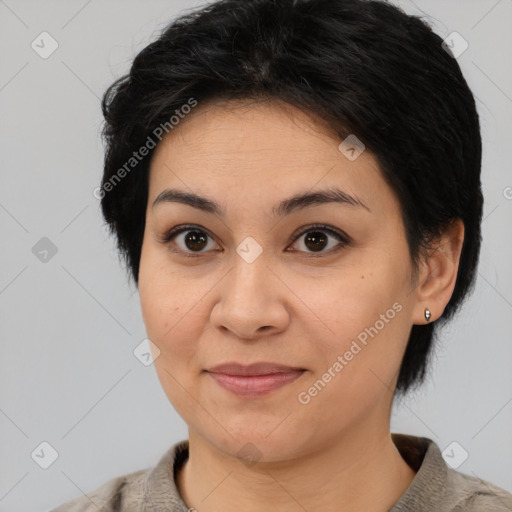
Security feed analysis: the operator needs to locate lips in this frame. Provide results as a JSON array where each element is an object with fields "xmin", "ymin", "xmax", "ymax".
[
  {"xmin": 207, "ymin": 362, "xmax": 305, "ymax": 376},
  {"xmin": 206, "ymin": 362, "xmax": 306, "ymax": 397}
]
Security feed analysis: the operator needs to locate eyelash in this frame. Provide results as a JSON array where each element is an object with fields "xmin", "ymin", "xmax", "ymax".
[{"xmin": 157, "ymin": 223, "xmax": 351, "ymax": 258}]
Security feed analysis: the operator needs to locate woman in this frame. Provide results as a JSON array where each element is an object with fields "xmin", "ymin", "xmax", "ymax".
[{"xmin": 52, "ymin": 0, "xmax": 512, "ymax": 510}]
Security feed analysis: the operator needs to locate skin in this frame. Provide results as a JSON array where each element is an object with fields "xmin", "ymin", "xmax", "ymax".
[{"xmin": 138, "ymin": 98, "xmax": 465, "ymax": 512}]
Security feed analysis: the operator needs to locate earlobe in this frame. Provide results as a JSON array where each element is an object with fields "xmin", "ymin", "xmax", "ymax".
[{"xmin": 413, "ymin": 219, "xmax": 465, "ymax": 325}]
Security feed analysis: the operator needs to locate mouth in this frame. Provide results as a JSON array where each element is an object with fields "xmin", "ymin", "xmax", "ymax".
[
  {"xmin": 205, "ymin": 362, "xmax": 306, "ymax": 397},
  {"xmin": 207, "ymin": 361, "xmax": 306, "ymax": 376}
]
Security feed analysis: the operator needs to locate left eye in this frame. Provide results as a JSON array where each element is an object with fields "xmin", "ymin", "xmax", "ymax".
[
  {"xmin": 159, "ymin": 224, "xmax": 349, "ymax": 257},
  {"xmin": 288, "ymin": 225, "xmax": 349, "ymax": 255}
]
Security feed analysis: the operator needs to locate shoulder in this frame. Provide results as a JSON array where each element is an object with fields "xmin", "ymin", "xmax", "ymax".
[
  {"xmin": 49, "ymin": 440, "xmax": 190, "ymax": 512},
  {"xmin": 49, "ymin": 468, "xmax": 149, "ymax": 512},
  {"xmin": 447, "ymin": 469, "xmax": 512, "ymax": 511},
  {"xmin": 391, "ymin": 434, "xmax": 512, "ymax": 512}
]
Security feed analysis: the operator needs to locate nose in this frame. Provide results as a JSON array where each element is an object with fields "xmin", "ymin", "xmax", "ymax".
[{"xmin": 210, "ymin": 253, "xmax": 290, "ymax": 340}]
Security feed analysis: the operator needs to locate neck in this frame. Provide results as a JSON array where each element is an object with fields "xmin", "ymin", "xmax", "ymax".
[{"xmin": 176, "ymin": 423, "xmax": 416, "ymax": 512}]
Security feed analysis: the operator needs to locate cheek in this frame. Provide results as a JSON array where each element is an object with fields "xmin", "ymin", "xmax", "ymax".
[
  {"xmin": 294, "ymin": 295, "xmax": 409, "ymax": 433},
  {"xmin": 138, "ymin": 254, "xmax": 212, "ymax": 375},
  {"xmin": 300, "ymin": 264, "xmax": 404, "ymax": 341},
  {"xmin": 138, "ymin": 268, "xmax": 203, "ymax": 415},
  {"xmin": 140, "ymin": 286, "xmax": 197, "ymax": 360},
  {"xmin": 139, "ymin": 247, "xmax": 187, "ymax": 356},
  {"xmin": 293, "ymin": 263, "xmax": 410, "ymax": 392}
]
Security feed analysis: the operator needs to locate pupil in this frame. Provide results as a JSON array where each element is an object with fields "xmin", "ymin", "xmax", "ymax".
[
  {"xmin": 183, "ymin": 230, "xmax": 328, "ymax": 252},
  {"xmin": 185, "ymin": 231, "xmax": 207, "ymax": 251},
  {"xmin": 305, "ymin": 231, "xmax": 327, "ymax": 251}
]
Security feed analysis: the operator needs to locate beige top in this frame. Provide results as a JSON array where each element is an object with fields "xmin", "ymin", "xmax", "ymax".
[{"xmin": 51, "ymin": 433, "xmax": 512, "ymax": 511}]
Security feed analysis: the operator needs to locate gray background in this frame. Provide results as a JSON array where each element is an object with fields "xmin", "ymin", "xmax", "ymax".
[{"xmin": 1, "ymin": 1, "xmax": 511, "ymax": 511}]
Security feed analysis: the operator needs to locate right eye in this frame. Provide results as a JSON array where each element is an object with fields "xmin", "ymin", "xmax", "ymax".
[{"xmin": 158, "ymin": 225, "xmax": 221, "ymax": 257}]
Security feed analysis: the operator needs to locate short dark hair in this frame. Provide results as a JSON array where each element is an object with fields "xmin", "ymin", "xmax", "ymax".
[{"xmin": 99, "ymin": 0, "xmax": 483, "ymax": 396}]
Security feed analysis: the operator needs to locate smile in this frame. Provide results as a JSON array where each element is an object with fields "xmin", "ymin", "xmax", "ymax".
[{"xmin": 206, "ymin": 370, "xmax": 306, "ymax": 397}]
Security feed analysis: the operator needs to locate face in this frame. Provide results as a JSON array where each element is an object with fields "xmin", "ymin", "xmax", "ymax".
[{"xmin": 138, "ymin": 99, "xmax": 419, "ymax": 462}]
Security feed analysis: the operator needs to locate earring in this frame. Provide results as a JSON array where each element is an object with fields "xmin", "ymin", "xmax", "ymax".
[{"xmin": 424, "ymin": 308, "xmax": 432, "ymax": 322}]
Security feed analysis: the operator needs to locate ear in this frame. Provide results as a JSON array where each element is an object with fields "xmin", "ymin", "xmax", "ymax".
[{"xmin": 412, "ymin": 218, "xmax": 465, "ymax": 325}]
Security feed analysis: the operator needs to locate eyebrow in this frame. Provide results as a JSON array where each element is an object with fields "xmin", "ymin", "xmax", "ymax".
[{"xmin": 152, "ymin": 187, "xmax": 371, "ymax": 217}]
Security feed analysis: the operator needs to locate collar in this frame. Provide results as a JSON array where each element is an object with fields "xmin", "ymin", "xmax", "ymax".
[{"xmin": 143, "ymin": 434, "xmax": 441, "ymax": 511}]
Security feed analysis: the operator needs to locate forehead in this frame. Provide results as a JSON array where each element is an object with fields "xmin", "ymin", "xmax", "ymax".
[{"xmin": 147, "ymin": 99, "xmax": 391, "ymax": 218}]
